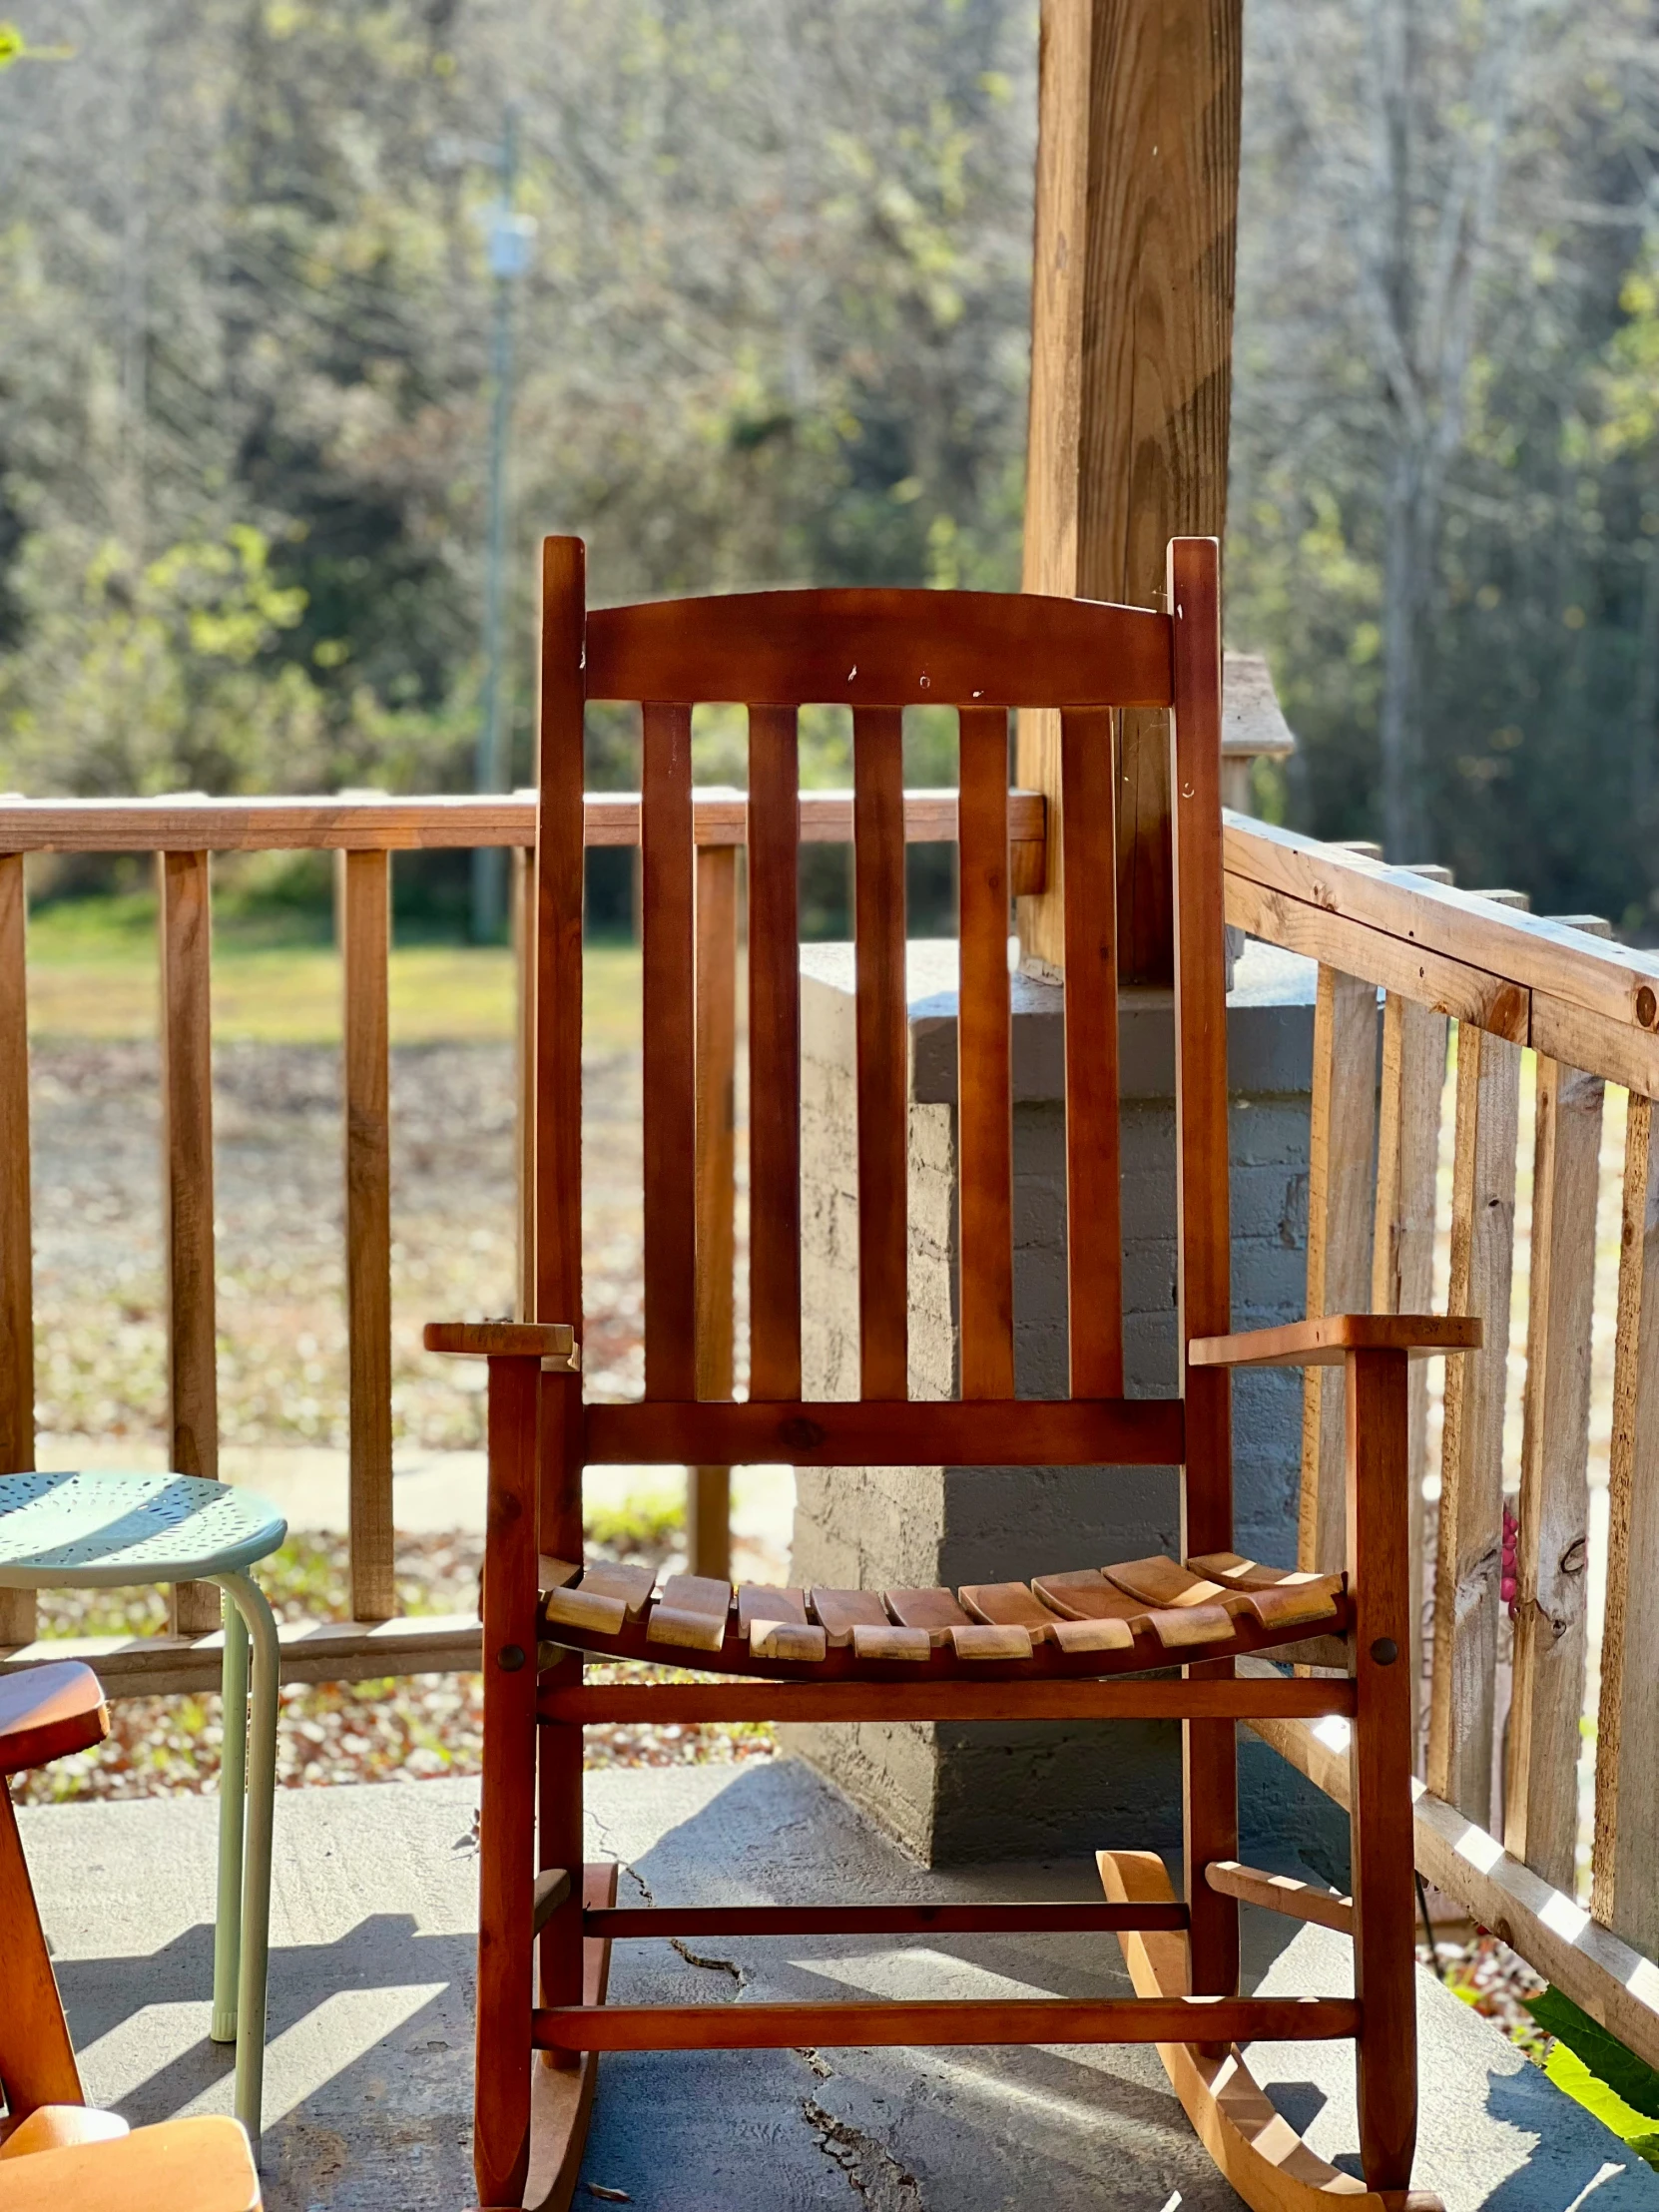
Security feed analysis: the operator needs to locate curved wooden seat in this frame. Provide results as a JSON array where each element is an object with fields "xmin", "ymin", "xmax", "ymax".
[
  {"xmin": 0, "ymin": 1661, "xmax": 108, "ymax": 1777},
  {"xmin": 0, "ymin": 2116, "xmax": 261, "ymax": 2211},
  {"xmin": 538, "ymin": 1553, "xmax": 1346, "ymax": 1681}
]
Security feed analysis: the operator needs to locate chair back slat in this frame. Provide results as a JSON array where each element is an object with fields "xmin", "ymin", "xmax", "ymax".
[
  {"xmin": 641, "ymin": 701, "xmax": 698, "ymax": 1400},
  {"xmin": 852, "ymin": 707, "xmax": 909, "ymax": 1400},
  {"xmin": 957, "ymin": 707, "xmax": 1015, "ymax": 1399},
  {"xmin": 1060, "ymin": 709, "xmax": 1124, "ymax": 1397},
  {"xmin": 747, "ymin": 706, "xmax": 804, "ymax": 1400}
]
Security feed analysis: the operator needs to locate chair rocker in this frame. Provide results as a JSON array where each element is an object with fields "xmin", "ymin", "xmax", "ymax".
[{"xmin": 428, "ymin": 534, "xmax": 1474, "ymax": 2212}]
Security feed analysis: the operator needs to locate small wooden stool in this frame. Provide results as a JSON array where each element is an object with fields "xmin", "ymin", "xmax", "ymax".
[{"xmin": 0, "ymin": 1662, "xmax": 262, "ymax": 2209}]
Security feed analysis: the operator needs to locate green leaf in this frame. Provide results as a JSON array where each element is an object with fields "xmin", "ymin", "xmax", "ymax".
[
  {"xmin": 1543, "ymin": 2043, "xmax": 1659, "ymax": 2167},
  {"xmin": 1527, "ymin": 1987, "xmax": 1659, "ymax": 2122}
]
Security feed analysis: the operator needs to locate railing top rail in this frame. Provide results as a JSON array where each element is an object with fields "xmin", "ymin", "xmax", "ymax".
[
  {"xmin": 0, "ymin": 788, "xmax": 1046, "ymax": 856},
  {"xmin": 1226, "ymin": 813, "xmax": 1659, "ymax": 1086}
]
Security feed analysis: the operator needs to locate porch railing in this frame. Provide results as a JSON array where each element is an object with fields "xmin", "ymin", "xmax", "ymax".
[
  {"xmin": 8, "ymin": 786, "xmax": 1659, "ymax": 2066},
  {"xmin": 1228, "ymin": 811, "xmax": 1659, "ymax": 2070},
  {"xmin": 0, "ymin": 789, "xmax": 1045, "ymax": 1683}
]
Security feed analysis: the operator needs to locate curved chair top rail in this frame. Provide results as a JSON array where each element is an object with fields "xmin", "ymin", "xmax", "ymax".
[{"xmin": 581, "ymin": 586, "xmax": 1174, "ymax": 711}]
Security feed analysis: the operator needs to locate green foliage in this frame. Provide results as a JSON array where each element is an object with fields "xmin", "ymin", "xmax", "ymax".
[
  {"xmin": 1527, "ymin": 1987, "xmax": 1659, "ymax": 2134},
  {"xmin": 0, "ymin": 524, "xmax": 327, "ymax": 796}
]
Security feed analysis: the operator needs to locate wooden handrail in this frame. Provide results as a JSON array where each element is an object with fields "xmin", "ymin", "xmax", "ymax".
[
  {"xmin": 1229, "ymin": 808, "xmax": 1659, "ymax": 2067},
  {"xmin": 0, "ymin": 788, "xmax": 1047, "ymax": 884}
]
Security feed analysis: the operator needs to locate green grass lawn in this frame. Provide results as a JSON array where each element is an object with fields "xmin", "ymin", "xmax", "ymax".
[{"xmin": 25, "ymin": 893, "xmax": 643, "ymax": 1048}]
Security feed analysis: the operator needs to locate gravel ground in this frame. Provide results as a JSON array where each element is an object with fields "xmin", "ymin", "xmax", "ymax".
[{"xmin": 21, "ymin": 1036, "xmax": 777, "ymax": 1802}]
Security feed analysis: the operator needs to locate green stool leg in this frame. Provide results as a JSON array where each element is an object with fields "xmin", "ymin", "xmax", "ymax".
[
  {"xmin": 214, "ymin": 1569, "xmax": 279, "ymax": 2149},
  {"xmin": 211, "ymin": 1593, "xmax": 250, "ymax": 2044}
]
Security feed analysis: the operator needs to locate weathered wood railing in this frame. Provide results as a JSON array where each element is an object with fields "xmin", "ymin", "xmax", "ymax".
[
  {"xmin": 0, "ymin": 789, "xmax": 1044, "ymax": 1692},
  {"xmin": 1228, "ymin": 811, "xmax": 1659, "ymax": 2068}
]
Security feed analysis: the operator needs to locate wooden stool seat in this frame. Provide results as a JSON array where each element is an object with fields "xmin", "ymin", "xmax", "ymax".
[
  {"xmin": 537, "ymin": 1553, "xmax": 1346, "ymax": 1678},
  {"xmin": 0, "ymin": 1661, "xmax": 108, "ymax": 1776},
  {"xmin": 0, "ymin": 2116, "xmax": 260, "ymax": 2212}
]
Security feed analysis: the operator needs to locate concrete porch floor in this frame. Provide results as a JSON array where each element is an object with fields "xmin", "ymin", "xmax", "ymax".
[{"xmin": 19, "ymin": 1760, "xmax": 1659, "ymax": 2212}]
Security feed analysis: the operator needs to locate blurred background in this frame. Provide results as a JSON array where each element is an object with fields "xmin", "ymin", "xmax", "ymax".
[{"xmin": 4, "ymin": 0, "xmax": 1659, "ymax": 927}]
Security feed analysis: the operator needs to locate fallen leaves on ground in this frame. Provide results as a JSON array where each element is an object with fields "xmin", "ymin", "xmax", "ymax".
[{"xmin": 15, "ymin": 1530, "xmax": 775, "ymax": 1805}]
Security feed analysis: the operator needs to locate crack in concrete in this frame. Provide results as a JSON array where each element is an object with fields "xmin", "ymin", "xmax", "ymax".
[
  {"xmin": 802, "ymin": 2098, "xmax": 924, "ymax": 2208},
  {"xmin": 621, "ymin": 1862, "xmax": 748, "ymax": 1988},
  {"xmin": 668, "ymin": 1937, "xmax": 749, "ymax": 1990}
]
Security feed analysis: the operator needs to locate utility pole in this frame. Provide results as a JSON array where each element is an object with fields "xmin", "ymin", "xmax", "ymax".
[{"xmin": 472, "ymin": 103, "xmax": 536, "ymax": 941}]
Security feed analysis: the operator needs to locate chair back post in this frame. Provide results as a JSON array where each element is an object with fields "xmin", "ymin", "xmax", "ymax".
[{"xmin": 1167, "ymin": 536, "xmax": 1239, "ymax": 2000}]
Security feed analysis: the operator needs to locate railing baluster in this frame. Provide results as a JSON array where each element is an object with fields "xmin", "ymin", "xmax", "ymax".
[
  {"xmin": 160, "ymin": 850, "xmax": 223, "ymax": 1636},
  {"xmin": 0, "ymin": 853, "xmax": 34, "ymax": 1647},
  {"xmin": 339, "ymin": 849, "xmax": 394, "ymax": 1624},
  {"xmin": 691, "ymin": 841, "xmax": 737, "ymax": 1578},
  {"xmin": 1426, "ymin": 1020, "xmax": 1520, "ymax": 1825},
  {"xmin": 1298, "ymin": 966, "xmax": 1379, "ymax": 1575},
  {"xmin": 1593, "ymin": 1089, "xmax": 1659, "ymax": 1952},
  {"xmin": 1506, "ymin": 1057, "xmax": 1601, "ymax": 1888},
  {"xmin": 1371, "ymin": 992, "xmax": 1448, "ymax": 1761}
]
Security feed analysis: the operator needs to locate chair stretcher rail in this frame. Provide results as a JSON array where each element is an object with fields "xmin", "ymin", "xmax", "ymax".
[
  {"xmin": 582, "ymin": 1394, "xmax": 1185, "ymax": 1467},
  {"xmin": 586, "ymin": 1902, "xmax": 1191, "ymax": 1938},
  {"xmin": 539, "ymin": 1679, "xmax": 1356, "ymax": 1725},
  {"xmin": 530, "ymin": 1996, "xmax": 1361, "ymax": 2053}
]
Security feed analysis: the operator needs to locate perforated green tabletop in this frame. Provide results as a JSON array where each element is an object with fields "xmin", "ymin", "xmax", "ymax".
[{"xmin": 0, "ymin": 1472, "xmax": 286, "ymax": 1588}]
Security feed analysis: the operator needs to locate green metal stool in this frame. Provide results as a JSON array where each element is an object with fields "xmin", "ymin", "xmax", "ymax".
[{"xmin": 0, "ymin": 1472, "xmax": 285, "ymax": 2144}]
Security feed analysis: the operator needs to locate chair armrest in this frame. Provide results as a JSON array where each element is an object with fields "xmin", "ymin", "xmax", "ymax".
[
  {"xmin": 1188, "ymin": 1314, "xmax": 1481, "ymax": 1370},
  {"xmin": 424, "ymin": 1321, "xmax": 578, "ymax": 1367}
]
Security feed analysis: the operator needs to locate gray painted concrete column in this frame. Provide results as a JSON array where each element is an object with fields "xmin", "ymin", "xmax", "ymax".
[{"xmin": 785, "ymin": 938, "xmax": 1348, "ymax": 1869}]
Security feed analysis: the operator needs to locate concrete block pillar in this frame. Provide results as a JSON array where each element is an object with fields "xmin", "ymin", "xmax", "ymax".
[{"xmin": 784, "ymin": 938, "xmax": 1347, "ymax": 1868}]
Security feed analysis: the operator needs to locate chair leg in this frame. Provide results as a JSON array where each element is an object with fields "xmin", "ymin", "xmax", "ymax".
[
  {"xmin": 538, "ymin": 1654, "xmax": 584, "ymax": 2037},
  {"xmin": 0, "ymin": 1779, "xmax": 84, "ymax": 2117},
  {"xmin": 1347, "ymin": 1348, "xmax": 1418, "ymax": 2193},
  {"xmin": 214, "ymin": 1569, "xmax": 280, "ymax": 2152},
  {"xmin": 474, "ymin": 1350, "xmax": 542, "ymax": 2210},
  {"xmin": 210, "ymin": 1592, "xmax": 250, "ymax": 2044},
  {"xmin": 1184, "ymin": 1703, "xmax": 1240, "ymax": 2007}
]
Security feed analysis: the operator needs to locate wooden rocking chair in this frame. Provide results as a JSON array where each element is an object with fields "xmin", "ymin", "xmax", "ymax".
[{"xmin": 428, "ymin": 534, "xmax": 1475, "ymax": 2212}]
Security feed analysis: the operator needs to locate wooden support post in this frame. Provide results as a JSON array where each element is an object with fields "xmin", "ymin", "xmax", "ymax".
[
  {"xmin": 691, "ymin": 842, "xmax": 737, "ymax": 1580},
  {"xmin": 1018, "ymin": 0, "xmax": 1243, "ymax": 983},
  {"xmin": 1506, "ymin": 1059, "xmax": 1601, "ymax": 1889},
  {"xmin": 0, "ymin": 856, "xmax": 35, "ymax": 1646},
  {"xmin": 339, "ymin": 849, "xmax": 394, "ymax": 1625},
  {"xmin": 1298, "ymin": 967, "xmax": 1379, "ymax": 1575},
  {"xmin": 1427, "ymin": 1021, "xmax": 1519, "ymax": 1824},
  {"xmin": 1593, "ymin": 1091, "xmax": 1659, "ymax": 1953},
  {"xmin": 1371, "ymin": 992, "xmax": 1448, "ymax": 1762},
  {"xmin": 159, "ymin": 851, "xmax": 222, "ymax": 1637}
]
